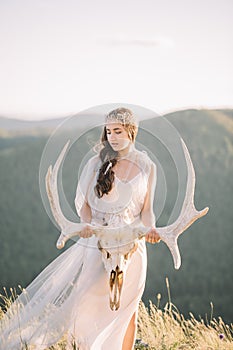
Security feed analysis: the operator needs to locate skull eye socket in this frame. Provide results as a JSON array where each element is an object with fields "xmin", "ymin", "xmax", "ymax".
[{"xmin": 106, "ymin": 251, "xmax": 111, "ymax": 259}]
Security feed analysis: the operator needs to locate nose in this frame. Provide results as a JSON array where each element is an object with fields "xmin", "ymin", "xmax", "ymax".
[{"xmin": 108, "ymin": 133, "xmax": 116, "ymax": 141}]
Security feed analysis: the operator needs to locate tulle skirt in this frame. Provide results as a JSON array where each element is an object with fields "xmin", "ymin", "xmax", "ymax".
[{"xmin": 0, "ymin": 236, "xmax": 147, "ymax": 350}]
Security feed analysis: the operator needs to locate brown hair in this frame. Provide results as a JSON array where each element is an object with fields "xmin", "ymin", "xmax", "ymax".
[{"xmin": 94, "ymin": 108, "xmax": 138, "ymax": 198}]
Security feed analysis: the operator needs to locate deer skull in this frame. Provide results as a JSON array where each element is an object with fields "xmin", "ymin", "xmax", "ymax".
[{"xmin": 97, "ymin": 238, "xmax": 138, "ymax": 310}]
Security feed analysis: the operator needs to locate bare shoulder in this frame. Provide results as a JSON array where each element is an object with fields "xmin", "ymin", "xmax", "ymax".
[
  {"xmin": 84, "ymin": 154, "xmax": 101, "ymax": 170},
  {"xmin": 135, "ymin": 149, "xmax": 156, "ymax": 174},
  {"xmin": 77, "ymin": 155, "xmax": 101, "ymax": 182},
  {"xmin": 87, "ymin": 154, "xmax": 100, "ymax": 165}
]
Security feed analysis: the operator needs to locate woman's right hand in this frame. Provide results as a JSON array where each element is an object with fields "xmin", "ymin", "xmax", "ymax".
[{"xmin": 79, "ymin": 224, "xmax": 94, "ymax": 238}]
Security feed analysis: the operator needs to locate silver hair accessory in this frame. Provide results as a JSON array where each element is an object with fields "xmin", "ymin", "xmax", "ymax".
[
  {"xmin": 104, "ymin": 161, "xmax": 112, "ymax": 175},
  {"xmin": 105, "ymin": 108, "xmax": 138, "ymax": 126}
]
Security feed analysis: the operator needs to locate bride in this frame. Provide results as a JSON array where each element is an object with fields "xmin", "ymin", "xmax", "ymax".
[{"xmin": 0, "ymin": 107, "xmax": 161, "ymax": 350}]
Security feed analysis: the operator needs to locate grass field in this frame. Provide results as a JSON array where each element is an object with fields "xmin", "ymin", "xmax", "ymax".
[{"xmin": 1, "ymin": 282, "xmax": 232, "ymax": 350}]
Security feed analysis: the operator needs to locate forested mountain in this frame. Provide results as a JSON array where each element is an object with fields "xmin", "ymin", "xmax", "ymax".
[{"xmin": 0, "ymin": 109, "xmax": 232, "ymax": 324}]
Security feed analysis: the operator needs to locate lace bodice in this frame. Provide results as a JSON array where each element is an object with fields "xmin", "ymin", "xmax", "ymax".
[
  {"xmin": 88, "ymin": 172, "xmax": 148, "ymax": 227},
  {"xmin": 75, "ymin": 146, "xmax": 155, "ymax": 228}
]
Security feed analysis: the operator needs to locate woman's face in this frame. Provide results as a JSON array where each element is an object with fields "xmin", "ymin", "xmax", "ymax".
[{"xmin": 106, "ymin": 122, "xmax": 131, "ymax": 152}]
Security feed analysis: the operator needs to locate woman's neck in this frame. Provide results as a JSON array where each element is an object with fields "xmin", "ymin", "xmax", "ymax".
[{"xmin": 117, "ymin": 143, "xmax": 135, "ymax": 158}]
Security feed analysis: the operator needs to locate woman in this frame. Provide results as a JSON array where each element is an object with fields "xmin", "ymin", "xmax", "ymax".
[
  {"xmin": 74, "ymin": 107, "xmax": 160, "ymax": 349},
  {"xmin": 0, "ymin": 107, "xmax": 160, "ymax": 350}
]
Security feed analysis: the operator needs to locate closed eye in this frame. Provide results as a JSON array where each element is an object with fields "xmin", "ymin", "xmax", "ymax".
[
  {"xmin": 106, "ymin": 127, "xmax": 123, "ymax": 135},
  {"xmin": 106, "ymin": 131, "xmax": 122, "ymax": 135}
]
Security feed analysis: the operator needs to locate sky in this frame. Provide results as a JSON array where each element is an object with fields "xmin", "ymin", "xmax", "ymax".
[{"xmin": 0, "ymin": 0, "xmax": 232, "ymax": 120}]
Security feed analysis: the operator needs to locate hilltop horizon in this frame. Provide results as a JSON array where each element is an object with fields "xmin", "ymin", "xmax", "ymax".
[{"xmin": 1, "ymin": 105, "xmax": 233, "ymax": 122}]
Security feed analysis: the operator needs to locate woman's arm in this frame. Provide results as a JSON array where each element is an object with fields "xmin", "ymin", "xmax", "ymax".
[
  {"xmin": 74, "ymin": 170, "xmax": 94, "ymax": 238},
  {"xmin": 141, "ymin": 162, "xmax": 160, "ymax": 244},
  {"xmin": 79, "ymin": 202, "xmax": 94, "ymax": 238},
  {"xmin": 141, "ymin": 162, "xmax": 156, "ymax": 227},
  {"xmin": 79, "ymin": 201, "xmax": 92, "ymax": 223},
  {"xmin": 74, "ymin": 156, "xmax": 99, "ymax": 238}
]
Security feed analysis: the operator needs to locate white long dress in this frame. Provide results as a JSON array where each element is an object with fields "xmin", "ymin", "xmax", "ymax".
[{"xmin": 0, "ymin": 148, "xmax": 154, "ymax": 350}]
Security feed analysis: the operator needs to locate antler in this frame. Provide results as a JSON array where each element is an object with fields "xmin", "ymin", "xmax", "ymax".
[
  {"xmin": 130, "ymin": 139, "xmax": 209, "ymax": 269},
  {"xmin": 45, "ymin": 139, "xmax": 208, "ymax": 268},
  {"xmin": 45, "ymin": 140, "xmax": 85, "ymax": 248},
  {"xmin": 154, "ymin": 139, "xmax": 209, "ymax": 269}
]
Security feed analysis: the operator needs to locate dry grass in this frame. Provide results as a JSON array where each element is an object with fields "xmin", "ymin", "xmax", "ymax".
[
  {"xmin": 136, "ymin": 299, "xmax": 233, "ymax": 350},
  {"xmin": 1, "ymin": 286, "xmax": 232, "ymax": 350}
]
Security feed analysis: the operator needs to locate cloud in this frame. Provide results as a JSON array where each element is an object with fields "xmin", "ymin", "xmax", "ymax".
[{"xmin": 100, "ymin": 37, "xmax": 175, "ymax": 49}]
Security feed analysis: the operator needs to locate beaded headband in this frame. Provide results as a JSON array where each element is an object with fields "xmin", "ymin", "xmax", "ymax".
[{"xmin": 105, "ymin": 108, "xmax": 138, "ymax": 126}]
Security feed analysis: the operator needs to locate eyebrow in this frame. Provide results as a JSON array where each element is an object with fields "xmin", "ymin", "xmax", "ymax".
[{"xmin": 106, "ymin": 127, "xmax": 122, "ymax": 131}]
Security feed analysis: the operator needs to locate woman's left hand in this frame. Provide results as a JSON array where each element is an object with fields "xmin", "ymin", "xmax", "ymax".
[{"xmin": 145, "ymin": 227, "xmax": 161, "ymax": 244}]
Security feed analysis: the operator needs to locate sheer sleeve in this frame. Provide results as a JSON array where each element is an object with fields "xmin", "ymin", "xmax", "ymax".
[
  {"xmin": 138, "ymin": 151, "xmax": 157, "ymax": 227},
  {"xmin": 136, "ymin": 150, "xmax": 156, "ymax": 182},
  {"xmin": 74, "ymin": 155, "xmax": 100, "ymax": 217}
]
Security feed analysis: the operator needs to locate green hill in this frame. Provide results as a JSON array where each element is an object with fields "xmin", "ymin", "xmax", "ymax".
[
  {"xmin": 0, "ymin": 109, "xmax": 232, "ymax": 324},
  {"xmin": 142, "ymin": 109, "xmax": 233, "ymax": 324}
]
